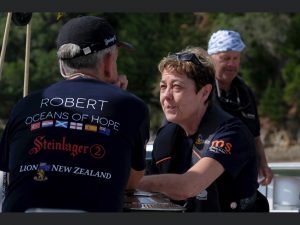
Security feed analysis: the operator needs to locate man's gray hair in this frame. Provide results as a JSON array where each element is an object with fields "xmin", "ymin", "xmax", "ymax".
[{"xmin": 57, "ymin": 44, "xmax": 117, "ymax": 78}]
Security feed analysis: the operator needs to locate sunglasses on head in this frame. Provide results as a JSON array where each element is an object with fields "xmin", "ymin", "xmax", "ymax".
[{"xmin": 169, "ymin": 52, "xmax": 203, "ymax": 67}]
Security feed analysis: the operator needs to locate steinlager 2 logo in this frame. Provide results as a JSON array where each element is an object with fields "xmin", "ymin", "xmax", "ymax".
[{"xmin": 29, "ymin": 136, "xmax": 105, "ymax": 158}]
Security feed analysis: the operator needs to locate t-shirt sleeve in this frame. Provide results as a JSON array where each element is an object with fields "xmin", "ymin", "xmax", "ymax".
[
  {"xmin": 202, "ymin": 119, "xmax": 256, "ymax": 178},
  {"xmin": 0, "ymin": 99, "xmax": 29, "ymax": 172},
  {"xmin": 0, "ymin": 121, "xmax": 11, "ymax": 172},
  {"xmin": 130, "ymin": 103, "xmax": 150, "ymax": 171}
]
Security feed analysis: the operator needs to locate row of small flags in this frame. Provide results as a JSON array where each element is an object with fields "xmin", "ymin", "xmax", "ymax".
[{"xmin": 30, "ymin": 120, "xmax": 111, "ymax": 136}]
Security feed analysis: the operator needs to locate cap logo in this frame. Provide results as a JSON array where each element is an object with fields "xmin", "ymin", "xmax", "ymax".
[
  {"xmin": 82, "ymin": 47, "xmax": 92, "ymax": 55},
  {"xmin": 104, "ymin": 35, "xmax": 117, "ymax": 46}
]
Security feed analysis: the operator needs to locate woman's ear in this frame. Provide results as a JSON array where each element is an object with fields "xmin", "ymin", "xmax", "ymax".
[{"xmin": 199, "ymin": 84, "xmax": 212, "ymax": 102}]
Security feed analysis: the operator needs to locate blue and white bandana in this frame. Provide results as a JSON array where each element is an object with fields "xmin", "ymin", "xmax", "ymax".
[{"xmin": 207, "ymin": 30, "xmax": 246, "ymax": 55}]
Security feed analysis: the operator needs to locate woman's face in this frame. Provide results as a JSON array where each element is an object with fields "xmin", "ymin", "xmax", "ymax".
[{"xmin": 160, "ymin": 68, "xmax": 207, "ymax": 126}]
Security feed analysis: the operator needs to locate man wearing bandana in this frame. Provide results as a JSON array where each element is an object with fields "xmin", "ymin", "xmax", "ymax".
[{"xmin": 208, "ymin": 30, "xmax": 272, "ymax": 211}]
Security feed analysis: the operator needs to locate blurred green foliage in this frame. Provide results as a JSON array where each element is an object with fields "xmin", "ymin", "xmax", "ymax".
[{"xmin": 1, "ymin": 12, "xmax": 300, "ymax": 136}]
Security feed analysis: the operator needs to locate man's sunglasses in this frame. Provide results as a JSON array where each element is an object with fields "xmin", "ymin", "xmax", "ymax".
[
  {"xmin": 216, "ymin": 81, "xmax": 251, "ymax": 112},
  {"xmin": 169, "ymin": 52, "xmax": 203, "ymax": 67}
]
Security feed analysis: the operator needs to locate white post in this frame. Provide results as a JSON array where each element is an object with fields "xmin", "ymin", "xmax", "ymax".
[
  {"xmin": 23, "ymin": 21, "xmax": 32, "ymax": 97},
  {"xmin": 0, "ymin": 12, "xmax": 12, "ymax": 80}
]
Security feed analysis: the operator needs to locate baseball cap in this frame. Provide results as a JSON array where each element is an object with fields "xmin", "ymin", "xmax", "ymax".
[
  {"xmin": 56, "ymin": 16, "xmax": 133, "ymax": 59},
  {"xmin": 207, "ymin": 30, "xmax": 245, "ymax": 55}
]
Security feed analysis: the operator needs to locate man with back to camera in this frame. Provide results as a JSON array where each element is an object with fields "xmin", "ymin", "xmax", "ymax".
[
  {"xmin": 0, "ymin": 16, "xmax": 150, "ymax": 212},
  {"xmin": 208, "ymin": 30, "xmax": 272, "ymax": 210}
]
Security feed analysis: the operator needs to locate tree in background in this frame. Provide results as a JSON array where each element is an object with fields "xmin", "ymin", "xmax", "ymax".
[
  {"xmin": 282, "ymin": 13, "xmax": 300, "ymax": 123},
  {"xmin": 259, "ymin": 81, "xmax": 286, "ymax": 123},
  {"xmin": 1, "ymin": 12, "xmax": 300, "ymax": 136}
]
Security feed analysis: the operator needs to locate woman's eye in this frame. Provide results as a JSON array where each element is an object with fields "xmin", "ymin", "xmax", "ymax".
[{"xmin": 173, "ymin": 85, "xmax": 182, "ymax": 91}]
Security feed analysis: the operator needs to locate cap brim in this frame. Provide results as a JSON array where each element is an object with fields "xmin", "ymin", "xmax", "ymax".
[{"xmin": 117, "ymin": 41, "xmax": 134, "ymax": 51}]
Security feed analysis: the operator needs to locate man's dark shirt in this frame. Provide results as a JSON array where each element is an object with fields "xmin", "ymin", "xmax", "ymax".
[
  {"xmin": 213, "ymin": 76, "xmax": 260, "ymax": 138},
  {"xmin": 0, "ymin": 77, "xmax": 150, "ymax": 212}
]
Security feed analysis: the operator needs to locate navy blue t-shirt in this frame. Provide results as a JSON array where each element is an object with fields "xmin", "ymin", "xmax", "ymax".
[
  {"xmin": 149, "ymin": 106, "xmax": 258, "ymax": 212},
  {"xmin": 0, "ymin": 77, "xmax": 149, "ymax": 212}
]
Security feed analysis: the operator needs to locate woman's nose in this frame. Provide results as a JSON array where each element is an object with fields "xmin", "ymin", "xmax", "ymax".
[{"xmin": 161, "ymin": 87, "xmax": 173, "ymax": 100}]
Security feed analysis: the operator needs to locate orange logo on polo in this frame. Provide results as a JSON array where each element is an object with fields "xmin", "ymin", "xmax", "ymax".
[
  {"xmin": 210, "ymin": 139, "xmax": 232, "ymax": 154},
  {"xmin": 29, "ymin": 136, "xmax": 105, "ymax": 158}
]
